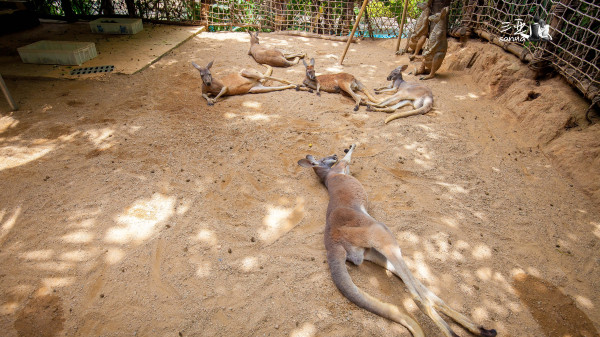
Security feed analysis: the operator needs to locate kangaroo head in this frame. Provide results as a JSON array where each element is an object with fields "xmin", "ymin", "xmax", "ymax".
[
  {"xmin": 298, "ymin": 153, "xmax": 339, "ymax": 182},
  {"xmin": 387, "ymin": 65, "xmax": 409, "ymax": 82},
  {"xmin": 429, "ymin": 6, "xmax": 448, "ymax": 23},
  {"xmin": 192, "ymin": 61, "xmax": 213, "ymax": 86},
  {"xmin": 298, "ymin": 145, "xmax": 355, "ymax": 183},
  {"xmin": 248, "ymin": 31, "xmax": 260, "ymax": 45},
  {"xmin": 302, "ymin": 58, "xmax": 317, "ymax": 81},
  {"xmin": 416, "ymin": 1, "xmax": 429, "ymax": 11}
]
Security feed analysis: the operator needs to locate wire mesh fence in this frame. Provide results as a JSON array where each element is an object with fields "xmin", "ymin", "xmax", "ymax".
[
  {"xmin": 186, "ymin": 0, "xmax": 419, "ymax": 38},
  {"xmin": 448, "ymin": 0, "xmax": 599, "ymax": 102},
  {"xmin": 29, "ymin": 0, "xmax": 424, "ymax": 38}
]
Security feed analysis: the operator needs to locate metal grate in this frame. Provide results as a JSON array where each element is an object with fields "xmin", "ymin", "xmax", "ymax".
[{"xmin": 70, "ymin": 65, "xmax": 115, "ymax": 75}]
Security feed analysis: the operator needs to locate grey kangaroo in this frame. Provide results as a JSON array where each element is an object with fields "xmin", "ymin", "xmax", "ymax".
[{"xmin": 298, "ymin": 144, "xmax": 497, "ymax": 337}]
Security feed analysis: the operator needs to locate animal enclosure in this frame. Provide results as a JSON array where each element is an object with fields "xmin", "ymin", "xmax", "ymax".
[
  {"xmin": 1, "ymin": 32, "xmax": 599, "ymax": 336},
  {"xmin": 1, "ymin": 1, "xmax": 600, "ymax": 336},
  {"xmin": 29, "ymin": 0, "xmax": 599, "ymax": 106}
]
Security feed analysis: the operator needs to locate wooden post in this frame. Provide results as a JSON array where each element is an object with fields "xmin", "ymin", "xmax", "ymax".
[
  {"xmin": 0, "ymin": 74, "xmax": 18, "ymax": 111},
  {"xmin": 339, "ymin": 0, "xmax": 370, "ymax": 65},
  {"xmin": 394, "ymin": 0, "xmax": 410, "ymax": 53}
]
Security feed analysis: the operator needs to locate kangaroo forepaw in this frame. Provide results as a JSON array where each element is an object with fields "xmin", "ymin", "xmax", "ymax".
[
  {"xmin": 308, "ymin": 89, "xmax": 314, "ymax": 93},
  {"xmin": 353, "ymin": 105, "xmax": 359, "ymax": 111},
  {"xmin": 316, "ymin": 91, "xmax": 321, "ymax": 96},
  {"xmin": 295, "ymin": 85, "xmax": 301, "ymax": 91},
  {"xmin": 366, "ymin": 104, "xmax": 373, "ymax": 112},
  {"xmin": 207, "ymin": 101, "xmax": 214, "ymax": 106},
  {"xmin": 478, "ymin": 327, "xmax": 497, "ymax": 337}
]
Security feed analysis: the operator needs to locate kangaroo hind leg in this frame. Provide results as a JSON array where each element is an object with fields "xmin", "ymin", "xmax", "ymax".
[
  {"xmin": 365, "ymin": 248, "xmax": 496, "ymax": 337},
  {"xmin": 339, "ymin": 82, "xmax": 363, "ymax": 111},
  {"xmin": 248, "ymin": 83, "xmax": 296, "ymax": 93},
  {"xmin": 327, "ymin": 243, "xmax": 425, "ymax": 337},
  {"xmin": 370, "ymin": 237, "xmax": 461, "ymax": 337}
]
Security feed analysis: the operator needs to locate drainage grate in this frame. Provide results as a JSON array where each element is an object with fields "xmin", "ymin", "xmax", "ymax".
[{"xmin": 70, "ymin": 65, "xmax": 115, "ymax": 75}]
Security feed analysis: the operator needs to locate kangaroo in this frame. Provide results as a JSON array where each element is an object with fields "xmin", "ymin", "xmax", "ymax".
[
  {"xmin": 248, "ymin": 31, "xmax": 306, "ymax": 67},
  {"xmin": 192, "ymin": 61, "xmax": 295, "ymax": 106},
  {"xmin": 297, "ymin": 58, "xmax": 378, "ymax": 111},
  {"xmin": 298, "ymin": 144, "xmax": 498, "ymax": 337},
  {"xmin": 397, "ymin": 0, "xmax": 432, "ymax": 60},
  {"xmin": 366, "ymin": 65, "xmax": 434, "ymax": 123},
  {"xmin": 415, "ymin": 7, "xmax": 449, "ymax": 80}
]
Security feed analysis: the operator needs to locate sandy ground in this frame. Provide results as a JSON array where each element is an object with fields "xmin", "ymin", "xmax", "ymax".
[{"xmin": 0, "ymin": 30, "xmax": 599, "ymax": 337}]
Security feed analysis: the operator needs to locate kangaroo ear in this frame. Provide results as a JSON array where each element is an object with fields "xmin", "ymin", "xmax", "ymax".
[
  {"xmin": 302, "ymin": 58, "xmax": 308, "ymax": 67},
  {"xmin": 400, "ymin": 64, "xmax": 408, "ymax": 72},
  {"xmin": 207, "ymin": 60, "xmax": 213, "ymax": 69},
  {"xmin": 298, "ymin": 159, "xmax": 314, "ymax": 167},
  {"xmin": 310, "ymin": 58, "xmax": 315, "ymax": 66},
  {"xmin": 192, "ymin": 62, "xmax": 201, "ymax": 70}
]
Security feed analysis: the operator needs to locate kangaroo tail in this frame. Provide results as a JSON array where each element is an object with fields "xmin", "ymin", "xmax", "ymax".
[
  {"xmin": 288, "ymin": 57, "xmax": 301, "ymax": 66},
  {"xmin": 327, "ymin": 246, "xmax": 424, "ymax": 337},
  {"xmin": 384, "ymin": 98, "xmax": 433, "ymax": 124}
]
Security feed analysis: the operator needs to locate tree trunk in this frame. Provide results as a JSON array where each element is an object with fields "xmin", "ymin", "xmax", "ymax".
[
  {"xmin": 101, "ymin": 0, "xmax": 115, "ymax": 16},
  {"xmin": 61, "ymin": 0, "xmax": 76, "ymax": 22},
  {"xmin": 431, "ymin": 0, "xmax": 450, "ymax": 14},
  {"xmin": 125, "ymin": 0, "xmax": 136, "ymax": 17}
]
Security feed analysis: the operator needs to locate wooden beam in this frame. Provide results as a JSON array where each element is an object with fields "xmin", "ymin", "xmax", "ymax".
[
  {"xmin": 394, "ymin": 0, "xmax": 410, "ymax": 52},
  {"xmin": 339, "ymin": 0, "xmax": 369, "ymax": 65},
  {"xmin": 0, "ymin": 74, "xmax": 18, "ymax": 111}
]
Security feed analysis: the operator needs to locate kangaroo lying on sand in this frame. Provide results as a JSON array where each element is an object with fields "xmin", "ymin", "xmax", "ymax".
[
  {"xmin": 397, "ymin": 0, "xmax": 432, "ymax": 60},
  {"xmin": 248, "ymin": 31, "xmax": 306, "ymax": 67},
  {"xmin": 367, "ymin": 65, "xmax": 434, "ymax": 123},
  {"xmin": 298, "ymin": 144, "xmax": 497, "ymax": 337},
  {"xmin": 415, "ymin": 7, "xmax": 449, "ymax": 80},
  {"xmin": 192, "ymin": 61, "xmax": 295, "ymax": 106},
  {"xmin": 297, "ymin": 58, "xmax": 378, "ymax": 111}
]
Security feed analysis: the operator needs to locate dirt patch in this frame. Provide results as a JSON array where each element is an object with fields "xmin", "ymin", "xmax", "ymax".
[
  {"xmin": 0, "ymin": 32, "xmax": 599, "ymax": 337},
  {"xmin": 513, "ymin": 273, "xmax": 600, "ymax": 337},
  {"xmin": 14, "ymin": 294, "xmax": 65, "ymax": 337},
  {"xmin": 442, "ymin": 41, "xmax": 600, "ymax": 202}
]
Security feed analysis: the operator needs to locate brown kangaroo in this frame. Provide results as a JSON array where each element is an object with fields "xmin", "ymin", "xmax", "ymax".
[
  {"xmin": 397, "ymin": 0, "xmax": 432, "ymax": 60},
  {"xmin": 248, "ymin": 31, "xmax": 306, "ymax": 67},
  {"xmin": 297, "ymin": 58, "xmax": 378, "ymax": 111},
  {"xmin": 298, "ymin": 144, "xmax": 497, "ymax": 337},
  {"xmin": 367, "ymin": 65, "xmax": 434, "ymax": 123},
  {"xmin": 192, "ymin": 61, "xmax": 295, "ymax": 106},
  {"xmin": 415, "ymin": 7, "xmax": 449, "ymax": 80}
]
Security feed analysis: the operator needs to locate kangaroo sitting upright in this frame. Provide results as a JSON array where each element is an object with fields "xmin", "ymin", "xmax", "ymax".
[
  {"xmin": 415, "ymin": 6, "xmax": 449, "ymax": 80},
  {"xmin": 397, "ymin": 0, "xmax": 432, "ymax": 60},
  {"xmin": 366, "ymin": 65, "xmax": 434, "ymax": 123},
  {"xmin": 298, "ymin": 144, "xmax": 498, "ymax": 337},
  {"xmin": 297, "ymin": 58, "xmax": 378, "ymax": 111},
  {"xmin": 248, "ymin": 31, "xmax": 306, "ymax": 67}
]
